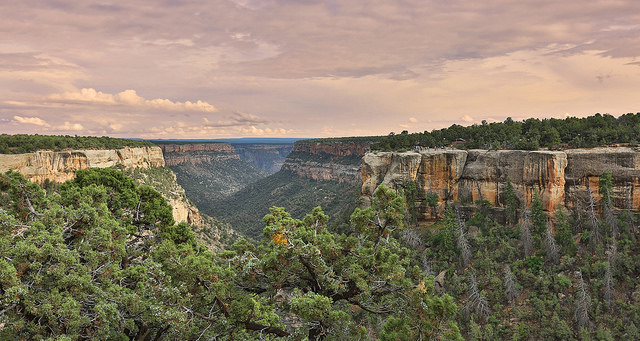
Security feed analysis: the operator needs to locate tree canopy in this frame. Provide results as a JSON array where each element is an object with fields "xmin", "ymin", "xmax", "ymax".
[
  {"xmin": 0, "ymin": 170, "xmax": 460, "ymax": 340},
  {"xmin": 371, "ymin": 113, "xmax": 640, "ymax": 151},
  {"xmin": 0, "ymin": 134, "xmax": 153, "ymax": 154}
]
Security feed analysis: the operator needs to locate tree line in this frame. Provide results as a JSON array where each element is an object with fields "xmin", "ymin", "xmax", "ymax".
[
  {"xmin": 371, "ymin": 113, "xmax": 640, "ymax": 151},
  {"xmin": 0, "ymin": 134, "xmax": 153, "ymax": 154}
]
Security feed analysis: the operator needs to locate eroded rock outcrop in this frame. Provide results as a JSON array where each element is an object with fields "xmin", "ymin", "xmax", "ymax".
[
  {"xmin": 362, "ymin": 147, "xmax": 640, "ymax": 221},
  {"xmin": 0, "ymin": 146, "xmax": 165, "ymax": 184}
]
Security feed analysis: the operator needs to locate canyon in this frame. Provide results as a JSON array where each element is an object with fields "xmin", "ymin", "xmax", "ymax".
[
  {"xmin": 362, "ymin": 147, "xmax": 640, "ymax": 221},
  {"xmin": 4, "ymin": 139, "xmax": 640, "ymax": 234}
]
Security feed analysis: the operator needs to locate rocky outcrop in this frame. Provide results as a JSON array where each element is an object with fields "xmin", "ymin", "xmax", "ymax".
[
  {"xmin": 0, "ymin": 146, "xmax": 164, "ymax": 183},
  {"xmin": 281, "ymin": 140, "xmax": 372, "ymax": 183},
  {"xmin": 362, "ymin": 147, "xmax": 640, "ymax": 221}
]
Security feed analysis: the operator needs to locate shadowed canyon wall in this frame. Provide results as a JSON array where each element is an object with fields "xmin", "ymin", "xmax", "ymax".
[
  {"xmin": 281, "ymin": 140, "xmax": 372, "ymax": 183},
  {"xmin": 362, "ymin": 147, "xmax": 640, "ymax": 221}
]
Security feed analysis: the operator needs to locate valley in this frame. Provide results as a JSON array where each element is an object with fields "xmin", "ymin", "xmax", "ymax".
[{"xmin": 3, "ymin": 114, "xmax": 640, "ymax": 340}]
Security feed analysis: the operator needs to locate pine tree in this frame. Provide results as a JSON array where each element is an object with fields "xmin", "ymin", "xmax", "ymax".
[{"xmin": 504, "ymin": 177, "xmax": 518, "ymax": 225}]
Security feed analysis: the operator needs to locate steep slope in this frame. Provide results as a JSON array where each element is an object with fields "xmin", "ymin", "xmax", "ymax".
[
  {"xmin": 158, "ymin": 143, "xmax": 268, "ymax": 209},
  {"xmin": 212, "ymin": 139, "xmax": 373, "ymax": 239},
  {"xmin": 0, "ymin": 144, "xmax": 235, "ymax": 250}
]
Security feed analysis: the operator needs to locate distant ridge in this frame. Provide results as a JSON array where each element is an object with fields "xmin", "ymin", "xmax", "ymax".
[{"xmin": 147, "ymin": 138, "xmax": 310, "ymax": 144}]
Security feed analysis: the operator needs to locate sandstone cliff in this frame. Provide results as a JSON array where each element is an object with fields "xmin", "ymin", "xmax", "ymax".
[
  {"xmin": 362, "ymin": 147, "xmax": 640, "ymax": 221},
  {"xmin": 281, "ymin": 140, "xmax": 372, "ymax": 183},
  {"xmin": 159, "ymin": 143, "xmax": 239, "ymax": 166},
  {"xmin": 0, "ymin": 146, "xmax": 165, "ymax": 184}
]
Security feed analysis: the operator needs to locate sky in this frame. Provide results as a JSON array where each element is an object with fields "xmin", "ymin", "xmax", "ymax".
[{"xmin": 1, "ymin": 0, "xmax": 640, "ymax": 139}]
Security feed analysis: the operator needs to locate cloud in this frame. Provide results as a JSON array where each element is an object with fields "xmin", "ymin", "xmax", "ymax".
[
  {"xmin": 409, "ymin": 117, "xmax": 418, "ymax": 123},
  {"xmin": 48, "ymin": 88, "xmax": 217, "ymax": 112},
  {"xmin": 57, "ymin": 121, "xmax": 84, "ymax": 131},
  {"xmin": 461, "ymin": 115, "xmax": 474, "ymax": 123},
  {"xmin": 13, "ymin": 116, "xmax": 50, "ymax": 127}
]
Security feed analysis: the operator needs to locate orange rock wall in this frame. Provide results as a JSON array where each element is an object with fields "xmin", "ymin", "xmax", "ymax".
[{"xmin": 362, "ymin": 147, "xmax": 640, "ymax": 220}]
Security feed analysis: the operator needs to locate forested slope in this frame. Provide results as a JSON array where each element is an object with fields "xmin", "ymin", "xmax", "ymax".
[
  {"xmin": 410, "ymin": 173, "xmax": 640, "ymax": 339},
  {"xmin": 0, "ymin": 170, "xmax": 461, "ymax": 340}
]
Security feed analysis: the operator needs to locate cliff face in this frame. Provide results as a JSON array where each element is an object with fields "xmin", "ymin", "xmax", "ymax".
[
  {"xmin": 281, "ymin": 140, "xmax": 371, "ymax": 183},
  {"xmin": 362, "ymin": 147, "xmax": 640, "ymax": 220},
  {"xmin": 0, "ymin": 146, "xmax": 164, "ymax": 184},
  {"xmin": 159, "ymin": 143, "xmax": 239, "ymax": 166}
]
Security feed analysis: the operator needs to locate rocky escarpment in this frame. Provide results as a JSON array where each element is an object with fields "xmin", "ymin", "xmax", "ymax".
[
  {"xmin": 281, "ymin": 140, "xmax": 372, "ymax": 183},
  {"xmin": 362, "ymin": 147, "xmax": 640, "ymax": 221},
  {"xmin": 0, "ymin": 146, "xmax": 165, "ymax": 184},
  {"xmin": 0, "ymin": 146, "xmax": 201, "ymax": 225},
  {"xmin": 159, "ymin": 143, "xmax": 238, "ymax": 166}
]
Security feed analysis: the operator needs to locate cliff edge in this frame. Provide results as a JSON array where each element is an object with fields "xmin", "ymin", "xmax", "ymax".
[
  {"xmin": 362, "ymin": 147, "xmax": 640, "ymax": 221},
  {"xmin": 0, "ymin": 146, "xmax": 165, "ymax": 183}
]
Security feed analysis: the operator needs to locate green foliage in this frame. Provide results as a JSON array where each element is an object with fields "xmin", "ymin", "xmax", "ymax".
[
  {"xmin": 524, "ymin": 256, "xmax": 544, "ymax": 274},
  {"xmin": 214, "ymin": 171, "xmax": 361, "ymax": 240},
  {"xmin": 426, "ymin": 191, "xmax": 440, "ymax": 222},
  {"xmin": 370, "ymin": 113, "xmax": 640, "ymax": 151},
  {"xmin": 401, "ymin": 180, "xmax": 419, "ymax": 226},
  {"xmin": 599, "ymin": 171, "xmax": 614, "ymax": 207},
  {"xmin": 504, "ymin": 178, "xmax": 518, "ymax": 225},
  {"xmin": 0, "ymin": 133, "xmax": 153, "ymax": 154},
  {"xmin": 530, "ymin": 190, "xmax": 547, "ymax": 236},
  {"xmin": 0, "ymin": 176, "xmax": 463, "ymax": 340}
]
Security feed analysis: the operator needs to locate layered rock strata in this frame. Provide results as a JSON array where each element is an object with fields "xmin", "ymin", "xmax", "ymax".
[
  {"xmin": 0, "ymin": 146, "xmax": 164, "ymax": 184},
  {"xmin": 159, "ymin": 143, "xmax": 238, "ymax": 166},
  {"xmin": 281, "ymin": 140, "xmax": 372, "ymax": 183},
  {"xmin": 362, "ymin": 147, "xmax": 640, "ymax": 220}
]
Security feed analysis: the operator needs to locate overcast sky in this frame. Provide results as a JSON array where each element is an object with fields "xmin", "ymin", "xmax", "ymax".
[{"xmin": 1, "ymin": 0, "xmax": 639, "ymax": 139}]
